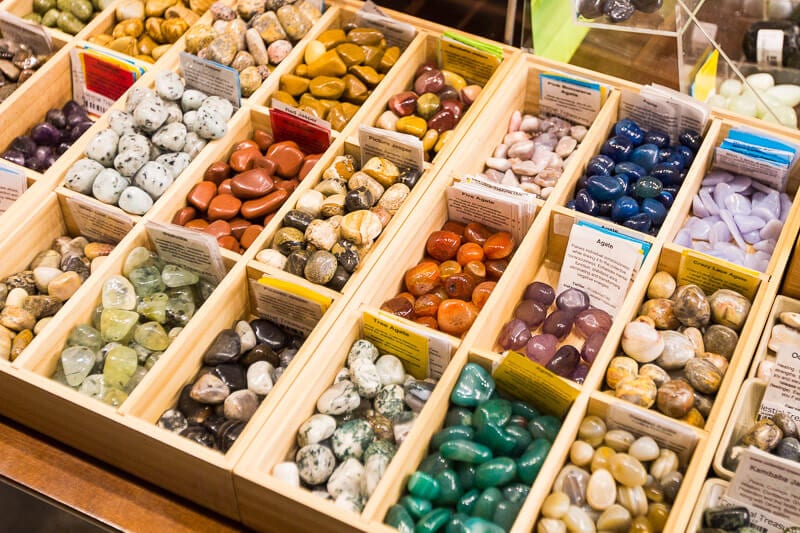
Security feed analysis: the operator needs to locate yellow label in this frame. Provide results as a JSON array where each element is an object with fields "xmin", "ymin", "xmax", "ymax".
[
  {"xmin": 440, "ymin": 39, "xmax": 501, "ymax": 86},
  {"xmin": 493, "ymin": 352, "xmax": 579, "ymax": 418},
  {"xmin": 677, "ymin": 249, "xmax": 761, "ymax": 300},
  {"xmin": 693, "ymin": 49, "xmax": 719, "ymax": 103},
  {"xmin": 258, "ymin": 277, "xmax": 332, "ymax": 312},
  {"xmin": 362, "ymin": 311, "xmax": 428, "ymax": 379}
]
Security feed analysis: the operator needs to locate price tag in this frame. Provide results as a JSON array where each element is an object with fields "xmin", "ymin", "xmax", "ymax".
[
  {"xmin": 556, "ymin": 223, "xmax": 643, "ymax": 316},
  {"xmin": 607, "ymin": 401, "xmax": 698, "ymax": 465},
  {"xmin": 354, "ymin": 1, "xmax": 416, "ymax": 48},
  {"xmin": 248, "ymin": 277, "xmax": 330, "ymax": 337},
  {"xmin": 179, "ymin": 52, "xmax": 241, "ymax": 108},
  {"xmin": 64, "ymin": 195, "xmax": 134, "ymax": 244},
  {"xmin": 678, "ymin": 249, "xmax": 760, "ymax": 301},
  {"xmin": 493, "ymin": 352, "xmax": 578, "ymax": 418},
  {"xmin": 362, "ymin": 309, "xmax": 452, "ymax": 379},
  {"xmin": 539, "ymin": 72, "xmax": 605, "ymax": 127},
  {"xmin": 0, "ymin": 165, "xmax": 27, "ymax": 215},
  {"xmin": 440, "ymin": 34, "xmax": 501, "ymax": 86},
  {"xmin": 71, "ymin": 48, "xmax": 144, "ymax": 116},
  {"xmin": 722, "ymin": 448, "xmax": 800, "ymax": 532},
  {"xmin": 0, "ymin": 12, "xmax": 52, "ymax": 55},
  {"xmin": 270, "ymin": 100, "xmax": 331, "ymax": 154},
  {"xmin": 758, "ymin": 343, "xmax": 800, "ymax": 424},
  {"xmin": 358, "ymin": 125, "xmax": 424, "ymax": 171},
  {"xmin": 145, "ymin": 221, "xmax": 226, "ymax": 284}
]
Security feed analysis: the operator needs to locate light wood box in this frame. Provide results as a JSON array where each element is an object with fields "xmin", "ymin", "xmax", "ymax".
[
  {"xmin": 0, "ymin": 0, "xmax": 85, "ymax": 42},
  {"xmin": 0, "ymin": 168, "xmax": 51, "ymax": 248},
  {"xmin": 781, "ymin": 234, "xmax": 800, "ymax": 298},
  {"xmin": 687, "ymin": 478, "xmax": 729, "ymax": 533},
  {"xmin": 713, "ymin": 378, "xmax": 765, "ymax": 480},
  {"xmin": 747, "ymin": 294, "xmax": 800, "ymax": 380}
]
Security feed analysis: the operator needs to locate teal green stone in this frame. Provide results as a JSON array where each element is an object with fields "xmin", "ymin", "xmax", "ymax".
[
  {"xmin": 511, "ymin": 401, "xmax": 538, "ymax": 420},
  {"xmin": 457, "ymin": 489, "xmax": 481, "ymax": 515},
  {"xmin": 632, "ymin": 175, "xmax": 663, "ymax": 198},
  {"xmin": 166, "ymin": 287, "xmax": 196, "ymax": 326},
  {"xmin": 445, "ymin": 407, "xmax": 473, "ymax": 427},
  {"xmin": 434, "ymin": 469, "xmax": 463, "ymax": 506},
  {"xmin": 162, "ymin": 264, "xmax": 200, "ymax": 287},
  {"xmin": 464, "ymin": 517, "xmax": 504, "ymax": 533},
  {"xmin": 103, "ymin": 345, "xmax": 138, "ymax": 388},
  {"xmin": 492, "ymin": 500, "xmax": 522, "ymax": 531},
  {"xmin": 133, "ymin": 321, "xmax": 170, "ymax": 351},
  {"xmin": 517, "ymin": 438, "xmax": 551, "ymax": 484},
  {"xmin": 528, "ymin": 415, "xmax": 561, "ymax": 441},
  {"xmin": 472, "ymin": 488, "xmax": 502, "ymax": 521},
  {"xmin": 445, "ymin": 513, "xmax": 469, "ymax": 533},
  {"xmin": 475, "ymin": 458, "xmax": 517, "ymax": 489},
  {"xmin": 504, "ymin": 425, "xmax": 532, "ymax": 456},
  {"xmin": 128, "ymin": 265, "xmax": 166, "ymax": 297},
  {"xmin": 415, "ymin": 509, "xmax": 452, "ymax": 533},
  {"xmin": 473, "ymin": 399, "xmax": 512, "ymax": 428},
  {"xmin": 474, "ymin": 423, "xmax": 516, "ymax": 456},
  {"xmin": 408, "ymin": 471, "xmax": 441, "ymax": 500},
  {"xmin": 418, "ymin": 452, "xmax": 453, "ymax": 476},
  {"xmin": 137, "ymin": 293, "xmax": 168, "ymax": 323},
  {"xmin": 67, "ymin": 324, "xmax": 103, "ymax": 351},
  {"xmin": 100, "ymin": 308, "xmax": 139, "ymax": 342},
  {"xmin": 385, "ymin": 504, "xmax": 415, "ymax": 533},
  {"xmin": 502, "ymin": 483, "xmax": 529, "ymax": 504},
  {"xmin": 440, "ymin": 439, "xmax": 493, "ymax": 464},
  {"xmin": 432, "ymin": 426, "xmax": 475, "ymax": 450},
  {"xmin": 399, "ymin": 495, "xmax": 432, "ymax": 520},
  {"xmin": 456, "ymin": 463, "xmax": 476, "ymax": 490},
  {"xmin": 451, "ymin": 363, "xmax": 495, "ymax": 407}
]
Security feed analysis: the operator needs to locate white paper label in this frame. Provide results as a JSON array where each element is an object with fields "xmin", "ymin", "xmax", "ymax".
[
  {"xmin": 715, "ymin": 146, "xmax": 789, "ymax": 191},
  {"xmin": 0, "ymin": 12, "xmax": 52, "ymax": 55},
  {"xmin": 180, "ymin": 52, "xmax": 241, "ymax": 108},
  {"xmin": 556, "ymin": 224, "xmax": 642, "ymax": 316},
  {"xmin": 539, "ymin": 73, "xmax": 603, "ymax": 127},
  {"xmin": 758, "ymin": 343, "xmax": 800, "ymax": 423},
  {"xmin": 65, "ymin": 195, "xmax": 134, "ymax": 244},
  {"xmin": 620, "ymin": 89, "xmax": 708, "ymax": 143},
  {"xmin": 358, "ymin": 125, "xmax": 424, "ymax": 171},
  {"xmin": 145, "ymin": 221, "xmax": 226, "ymax": 284},
  {"xmin": 608, "ymin": 402, "xmax": 698, "ymax": 465},
  {"xmin": 355, "ymin": 1, "xmax": 416, "ymax": 48},
  {"xmin": 757, "ymin": 29, "xmax": 784, "ymax": 67},
  {"xmin": 248, "ymin": 278, "xmax": 324, "ymax": 337},
  {"xmin": 722, "ymin": 448, "xmax": 800, "ymax": 532},
  {"xmin": 0, "ymin": 166, "xmax": 26, "ymax": 215}
]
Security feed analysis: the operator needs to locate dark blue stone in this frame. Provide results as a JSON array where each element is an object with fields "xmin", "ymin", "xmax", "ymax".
[
  {"xmin": 574, "ymin": 189, "xmax": 599, "ymax": 215},
  {"xmin": 665, "ymin": 154, "xmax": 687, "ymax": 170},
  {"xmin": 565, "ymin": 200, "xmax": 576, "ymax": 210},
  {"xmin": 643, "ymin": 129, "xmax": 670, "ymax": 148},
  {"xmin": 614, "ymin": 172, "xmax": 630, "ymax": 191},
  {"xmin": 611, "ymin": 195, "xmax": 639, "ymax": 221},
  {"xmin": 651, "ymin": 162, "xmax": 682, "ymax": 185},
  {"xmin": 676, "ymin": 145, "xmax": 695, "ymax": 165},
  {"xmin": 623, "ymin": 212, "xmax": 653, "ymax": 232},
  {"xmin": 614, "ymin": 118, "xmax": 644, "ymax": 144},
  {"xmin": 586, "ymin": 175, "xmax": 625, "ymax": 201},
  {"xmin": 629, "ymin": 143, "xmax": 660, "ymax": 172},
  {"xmin": 642, "ymin": 198, "xmax": 667, "ymax": 226},
  {"xmin": 600, "ymin": 135, "xmax": 634, "ymax": 163},
  {"xmin": 576, "ymin": 174, "xmax": 589, "ymax": 190},
  {"xmin": 657, "ymin": 190, "xmax": 674, "ymax": 208},
  {"xmin": 586, "ymin": 155, "xmax": 615, "ymax": 176},
  {"xmin": 663, "ymin": 185, "xmax": 679, "ymax": 196},
  {"xmin": 632, "ymin": 0, "xmax": 663, "ymax": 13},
  {"xmin": 614, "ymin": 162, "xmax": 646, "ymax": 181},
  {"xmin": 597, "ymin": 200, "xmax": 613, "ymax": 216},
  {"xmin": 658, "ymin": 147, "xmax": 674, "ymax": 162},
  {"xmin": 679, "ymin": 130, "xmax": 702, "ymax": 151}
]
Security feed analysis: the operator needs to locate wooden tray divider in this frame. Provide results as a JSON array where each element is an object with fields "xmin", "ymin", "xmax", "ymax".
[
  {"xmin": 713, "ymin": 378, "xmax": 766, "ymax": 480},
  {"xmin": 748, "ymin": 294, "xmax": 800, "ymax": 379},
  {"xmin": 686, "ymin": 478, "xmax": 729, "ymax": 533}
]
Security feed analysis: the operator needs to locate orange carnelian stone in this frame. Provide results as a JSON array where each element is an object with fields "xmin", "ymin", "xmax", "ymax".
[
  {"xmin": 463, "ymin": 222, "xmax": 492, "ymax": 245},
  {"xmin": 441, "ymin": 220, "xmax": 466, "ymax": 236},
  {"xmin": 414, "ymin": 316, "xmax": 439, "ymax": 329},
  {"xmin": 438, "ymin": 260, "xmax": 462, "ymax": 279},
  {"xmin": 425, "ymin": 230, "xmax": 462, "ymax": 261},
  {"xmin": 437, "ymin": 299, "xmax": 479, "ymax": 336},
  {"xmin": 396, "ymin": 292, "xmax": 416, "ymax": 306},
  {"xmin": 404, "ymin": 262, "xmax": 441, "ymax": 296},
  {"xmin": 381, "ymin": 296, "xmax": 415, "ymax": 319},
  {"xmin": 443, "ymin": 273, "xmax": 476, "ymax": 300},
  {"xmin": 432, "ymin": 287, "xmax": 449, "ymax": 301},
  {"xmin": 485, "ymin": 259, "xmax": 509, "ymax": 280},
  {"xmin": 463, "ymin": 260, "xmax": 486, "ymax": 282},
  {"xmin": 472, "ymin": 281, "xmax": 496, "ymax": 309},
  {"xmin": 414, "ymin": 293, "xmax": 442, "ymax": 317},
  {"xmin": 483, "ymin": 231, "xmax": 515, "ymax": 260},
  {"xmin": 456, "ymin": 242, "xmax": 484, "ymax": 265}
]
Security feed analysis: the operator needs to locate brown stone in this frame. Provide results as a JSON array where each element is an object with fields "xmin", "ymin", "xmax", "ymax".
[
  {"xmin": 253, "ymin": 129, "xmax": 273, "ymax": 151},
  {"xmin": 240, "ymin": 225, "xmax": 263, "ymax": 249},
  {"xmin": 185, "ymin": 219, "xmax": 209, "ymax": 230},
  {"xmin": 274, "ymin": 179, "xmax": 298, "ymax": 193},
  {"xmin": 299, "ymin": 154, "xmax": 321, "ymax": 180},
  {"xmin": 240, "ymin": 189, "xmax": 289, "ymax": 219},
  {"xmin": 218, "ymin": 179, "xmax": 233, "ymax": 195},
  {"xmin": 252, "ymin": 156, "xmax": 276, "ymax": 175},
  {"xmin": 47, "ymin": 271, "xmax": 82, "ymax": 301},
  {"xmin": 266, "ymin": 141, "xmax": 305, "ymax": 178},
  {"xmin": 217, "ymin": 235, "xmax": 240, "ymax": 253},
  {"xmin": 229, "ymin": 147, "xmax": 261, "ymax": 173},
  {"xmin": 207, "ymin": 194, "xmax": 242, "ymax": 220},
  {"xmin": 204, "ymin": 161, "xmax": 231, "ymax": 184},
  {"xmin": 187, "ymin": 181, "xmax": 217, "ymax": 211},
  {"xmin": 172, "ymin": 206, "xmax": 197, "ymax": 225},
  {"xmin": 204, "ymin": 220, "xmax": 232, "ymax": 238},
  {"xmin": 231, "ymin": 169, "xmax": 274, "ymax": 199},
  {"xmin": 229, "ymin": 218, "xmax": 250, "ymax": 240}
]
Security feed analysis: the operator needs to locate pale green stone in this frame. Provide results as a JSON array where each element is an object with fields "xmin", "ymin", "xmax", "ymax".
[
  {"xmin": 52, "ymin": 361, "xmax": 69, "ymax": 386},
  {"xmin": 133, "ymin": 321, "xmax": 170, "ymax": 351},
  {"xmin": 102, "ymin": 388, "xmax": 128, "ymax": 406},
  {"xmin": 123, "ymin": 366, "xmax": 148, "ymax": 393},
  {"xmin": 102, "ymin": 275, "xmax": 137, "ymax": 310},
  {"xmin": 161, "ymin": 264, "xmax": 199, "ymax": 287},
  {"xmin": 168, "ymin": 328, "xmax": 182, "ymax": 340},
  {"xmin": 100, "ymin": 309, "xmax": 139, "ymax": 342},
  {"xmin": 61, "ymin": 345, "xmax": 96, "ymax": 387},
  {"xmin": 79, "ymin": 374, "xmax": 107, "ymax": 399},
  {"xmin": 128, "ymin": 265, "xmax": 165, "ymax": 297},
  {"xmin": 123, "ymin": 247, "xmax": 157, "ymax": 276},
  {"xmin": 92, "ymin": 305, "xmax": 103, "ymax": 329},
  {"xmin": 145, "ymin": 351, "xmax": 162, "ymax": 369},
  {"xmin": 132, "ymin": 342, "xmax": 152, "ymax": 363},
  {"xmin": 103, "ymin": 345, "xmax": 138, "ymax": 388},
  {"xmin": 66, "ymin": 324, "xmax": 103, "ymax": 351},
  {"xmin": 197, "ymin": 279, "xmax": 215, "ymax": 301},
  {"xmin": 166, "ymin": 287, "xmax": 195, "ymax": 326},
  {"xmin": 137, "ymin": 293, "xmax": 168, "ymax": 323}
]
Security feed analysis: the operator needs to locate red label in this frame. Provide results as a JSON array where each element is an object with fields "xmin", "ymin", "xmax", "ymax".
[
  {"xmin": 269, "ymin": 108, "xmax": 331, "ymax": 154},
  {"xmin": 82, "ymin": 53, "xmax": 137, "ymax": 101}
]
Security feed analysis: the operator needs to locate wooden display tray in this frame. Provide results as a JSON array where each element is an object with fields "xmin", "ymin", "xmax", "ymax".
[
  {"xmin": 747, "ymin": 294, "xmax": 800, "ymax": 380},
  {"xmin": 0, "ymin": 0, "xmax": 82, "ymax": 44},
  {"xmin": 687, "ymin": 478, "xmax": 728, "ymax": 532},
  {"xmin": 783, "ymin": 234, "xmax": 800, "ymax": 299},
  {"xmin": 713, "ymin": 378, "xmax": 765, "ymax": 480}
]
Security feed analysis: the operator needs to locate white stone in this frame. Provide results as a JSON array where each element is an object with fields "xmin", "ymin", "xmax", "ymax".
[
  {"xmin": 246, "ymin": 361, "xmax": 274, "ymax": 395},
  {"xmin": 374, "ymin": 354, "xmax": 405, "ymax": 385},
  {"xmin": 297, "ymin": 413, "xmax": 337, "ymax": 447}
]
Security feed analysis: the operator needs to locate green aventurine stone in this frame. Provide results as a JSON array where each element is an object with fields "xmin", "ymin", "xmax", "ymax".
[
  {"xmin": 67, "ymin": 324, "xmax": 103, "ymax": 351},
  {"xmin": 399, "ymin": 495, "xmax": 432, "ymax": 520},
  {"xmin": 528, "ymin": 415, "xmax": 561, "ymax": 441},
  {"xmin": 473, "ymin": 399, "xmax": 511, "ymax": 428},
  {"xmin": 445, "ymin": 407, "xmax": 473, "ymax": 427},
  {"xmin": 385, "ymin": 504, "xmax": 414, "ymax": 533},
  {"xmin": 472, "ymin": 488, "xmax": 502, "ymax": 521},
  {"xmin": 100, "ymin": 309, "xmax": 139, "ymax": 342},
  {"xmin": 492, "ymin": 500, "xmax": 522, "ymax": 531},
  {"xmin": 474, "ymin": 423, "xmax": 516, "ymax": 456},
  {"xmin": 457, "ymin": 489, "xmax": 481, "ymax": 515},
  {"xmin": 451, "ymin": 363, "xmax": 494, "ymax": 407},
  {"xmin": 633, "ymin": 176, "xmax": 663, "ymax": 198},
  {"xmin": 162, "ymin": 264, "xmax": 200, "ymax": 287},
  {"xmin": 102, "ymin": 275, "xmax": 137, "ymax": 310},
  {"xmin": 511, "ymin": 401, "xmax": 538, "ymax": 420},
  {"xmin": 465, "ymin": 517, "xmax": 505, "ymax": 533},
  {"xmin": 418, "ymin": 452, "xmax": 452, "ymax": 476},
  {"xmin": 445, "ymin": 513, "xmax": 469, "ymax": 533},
  {"xmin": 502, "ymin": 483, "xmax": 529, "ymax": 503},
  {"xmin": 166, "ymin": 287, "xmax": 196, "ymax": 326},
  {"xmin": 440, "ymin": 439, "xmax": 493, "ymax": 464},
  {"xmin": 415, "ymin": 508, "xmax": 452, "ymax": 533},
  {"xmin": 433, "ymin": 469, "xmax": 462, "ymax": 506},
  {"xmin": 517, "ymin": 438, "xmax": 551, "ymax": 484},
  {"xmin": 432, "ymin": 425, "xmax": 475, "ymax": 450},
  {"xmin": 137, "ymin": 293, "xmax": 168, "ymax": 323},
  {"xmin": 133, "ymin": 321, "xmax": 170, "ymax": 351},
  {"xmin": 128, "ymin": 265, "xmax": 165, "ymax": 297},
  {"xmin": 475, "ymin": 458, "xmax": 517, "ymax": 489},
  {"xmin": 103, "ymin": 345, "xmax": 138, "ymax": 388},
  {"xmin": 408, "ymin": 471, "xmax": 440, "ymax": 500},
  {"xmin": 505, "ymin": 424, "xmax": 532, "ymax": 456},
  {"xmin": 60, "ymin": 345, "xmax": 95, "ymax": 386},
  {"xmin": 456, "ymin": 463, "xmax": 476, "ymax": 490}
]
